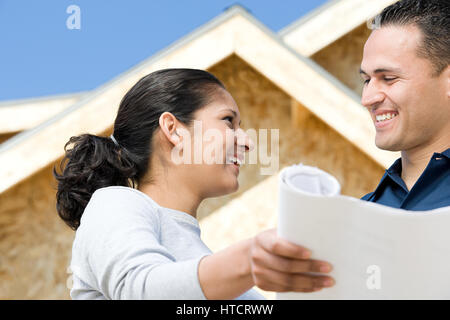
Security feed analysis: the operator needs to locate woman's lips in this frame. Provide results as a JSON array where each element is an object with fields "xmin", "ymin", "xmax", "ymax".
[
  {"xmin": 226, "ymin": 153, "xmax": 243, "ymax": 175},
  {"xmin": 231, "ymin": 162, "xmax": 239, "ymax": 174}
]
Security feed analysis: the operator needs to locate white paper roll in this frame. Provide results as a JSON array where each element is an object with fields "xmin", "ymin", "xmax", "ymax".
[{"xmin": 277, "ymin": 164, "xmax": 450, "ymax": 299}]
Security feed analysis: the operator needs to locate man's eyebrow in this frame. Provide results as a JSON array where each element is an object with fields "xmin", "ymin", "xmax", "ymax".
[{"xmin": 359, "ymin": 67, "xmax": 402, "ymax": 75}]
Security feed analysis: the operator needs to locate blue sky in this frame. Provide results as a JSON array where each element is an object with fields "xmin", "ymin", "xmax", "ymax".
[{"xmin": 0, "ymin": 0, "xmax": 328, "ymax": 101}]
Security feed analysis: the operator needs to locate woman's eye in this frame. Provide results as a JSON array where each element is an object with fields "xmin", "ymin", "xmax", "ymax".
[{"xmin": 223, "ymin": 116, "xmax": 233, "ymax": 126}]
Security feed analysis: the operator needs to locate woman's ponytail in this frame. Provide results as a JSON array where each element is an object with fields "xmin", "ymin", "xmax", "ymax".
[{"xmin": 53, "ymin": 133, "xmax": 138, "ymax": 230}]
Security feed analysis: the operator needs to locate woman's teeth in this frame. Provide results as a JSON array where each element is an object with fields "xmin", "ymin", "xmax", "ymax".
[
  {"xmin": 376, "ymin": 113, "xmax": 398, "ymax": 122},
  {"xmin": 228, "ymin": 156, "xmax": 242, "ymax": 166}
]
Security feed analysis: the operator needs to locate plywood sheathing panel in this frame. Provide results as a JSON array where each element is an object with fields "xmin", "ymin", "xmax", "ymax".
[
  {"xmin": 0, "ymin": 126, "xmax": 113, "ymax": 299},
  {"xmin": 0, "ymin": 164, "xmax": 74, "ymax": 299},
  {"xmin": 311, "ymin": 24, "xmax": 371, "ymax": 96}
]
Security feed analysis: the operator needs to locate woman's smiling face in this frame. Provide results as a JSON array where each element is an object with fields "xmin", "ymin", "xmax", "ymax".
[{"xmin": 177, "ymin": 87, "xmax": 254, "ymax": 198}]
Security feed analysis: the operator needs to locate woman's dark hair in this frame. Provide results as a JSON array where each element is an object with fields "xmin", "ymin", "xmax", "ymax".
[
  {"xmin": 372, "ymin": 0, "xmax": 449, "ymax": 76},
  {"xmin": 53, "ymin": 68, "xmax": 225, "ymax": 230}
]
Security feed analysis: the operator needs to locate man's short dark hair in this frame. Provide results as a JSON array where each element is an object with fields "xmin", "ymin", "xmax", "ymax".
[{"xmin": 371, "ymin": 0, "xmax": 449, "ymax": 76}]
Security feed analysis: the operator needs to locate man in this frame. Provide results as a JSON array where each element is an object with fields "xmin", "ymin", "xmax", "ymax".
[
  {"xmin": 249, "ymin": 0, "xmax": 449, "ymax": 296},
  {"xmin": 359, "ymin": 0, "xmax": 449, "ymax": 210}
]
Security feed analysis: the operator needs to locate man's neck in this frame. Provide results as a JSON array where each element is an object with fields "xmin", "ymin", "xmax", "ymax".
[{"xmin": 401, "ymin": 138, "xmax": 449, "ymax": 191}]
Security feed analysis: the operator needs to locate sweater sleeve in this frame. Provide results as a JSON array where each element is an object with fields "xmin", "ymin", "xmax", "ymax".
[{"xmin": 72, "ymin": 188, "xmax": 208, "ymax": 300}]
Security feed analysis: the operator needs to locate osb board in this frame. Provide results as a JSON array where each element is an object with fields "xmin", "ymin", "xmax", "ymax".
[
  {"xmin": 0, "ymin": 163, "xmax": 74, "ymax": 299},
  {"xmin": 311, "ymin": 24, "xmax": 372, "ymax": 97},
  {"xmin": 0, "ymin": 126, "xmax": 114, "ymax": 299}
]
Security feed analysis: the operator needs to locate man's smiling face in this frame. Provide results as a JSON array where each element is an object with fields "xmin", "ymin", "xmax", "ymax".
[{"xmin": 360, "ymin": 24, "xmax": 450, "ymax": 152}]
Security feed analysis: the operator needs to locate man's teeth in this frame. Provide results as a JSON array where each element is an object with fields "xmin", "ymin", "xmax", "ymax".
[
  {"xmin": 229, "ymin": 156, "xmax": 242, "ymax": 166},
  {"xmin": 376, "ymin": 113, "xmax": 398, "ymax": 122}
]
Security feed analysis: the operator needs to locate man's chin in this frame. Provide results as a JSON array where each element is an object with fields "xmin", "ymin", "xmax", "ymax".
[{"xmin": 375, "ymin": 139, "xmax": 402, "ymax": 152}]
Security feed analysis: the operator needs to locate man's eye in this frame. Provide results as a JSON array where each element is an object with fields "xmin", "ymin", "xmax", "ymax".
[
  {"xmin": 363, "ymin": 79, "xmax": 370, "ymax": 85},
  {"xmin": 384, "ymin": 77, "xmax": 397, "ymax": 82}
]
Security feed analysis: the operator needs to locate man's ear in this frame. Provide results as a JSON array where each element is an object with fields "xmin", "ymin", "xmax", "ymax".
[{"xmin": 159, "ymin": 112, "xmax": 181, "ymax": 146}]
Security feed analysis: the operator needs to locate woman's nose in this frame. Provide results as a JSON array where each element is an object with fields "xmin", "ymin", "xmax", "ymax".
[
  {"xmin": 245, "ymin": 135, "xmax": 255, "ymax": 152},
  {"xmin": 235, "ymin": 128, "xmax": 254, "ymax": 152}
]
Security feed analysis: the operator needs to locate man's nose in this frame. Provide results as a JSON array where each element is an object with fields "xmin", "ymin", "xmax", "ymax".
[{"xmin": 361, "ymin": 80, "xmax": 385, "ymax": 109}]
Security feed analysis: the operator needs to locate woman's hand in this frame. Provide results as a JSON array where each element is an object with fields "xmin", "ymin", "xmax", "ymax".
[
  {"xmin": 198, "ymin": 228, "xmax": 334, "ymax": 299},
  {"xmin": 249, "ymin": 228, "xmax": 334, "ymax": 292}
]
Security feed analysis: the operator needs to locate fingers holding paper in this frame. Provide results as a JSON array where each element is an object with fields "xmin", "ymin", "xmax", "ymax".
[{"xmin": 249, "ymin": 228, "xmax": 335, "ymax": 292}]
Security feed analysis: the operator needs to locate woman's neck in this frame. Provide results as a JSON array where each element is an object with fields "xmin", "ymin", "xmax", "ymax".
[{"xmin": 138, "ymin": 179, "xmax": 202, "ymax": 218}]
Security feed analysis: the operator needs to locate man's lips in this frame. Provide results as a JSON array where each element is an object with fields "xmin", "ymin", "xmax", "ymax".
[
  {"xmin": 371, "ymin": 109, "xmax": 399, "ymax": 128},
  {"xmin": 371, "ymin": 108, "xmax": 399, "ymax": 116}
]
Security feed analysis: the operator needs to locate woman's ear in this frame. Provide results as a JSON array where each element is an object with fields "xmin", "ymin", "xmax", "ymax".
[{"xmin": 159, "ymin": 112, "xmax": 181, "ymax": 146}]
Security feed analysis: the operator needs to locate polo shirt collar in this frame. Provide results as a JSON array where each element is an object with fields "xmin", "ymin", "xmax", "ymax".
[
  {"xmin": 385, "ymin": 157, "xmax": 409, "ymax": 192},
  {"xmin": 440, "ymin": 148, "xmax": 450, "ymax": 159},
  {"xmin": 369, "ymin": 147, "xmax": 450, "ymax": 197},
  {"xmin": 367, "ymin": 158, "xmax": 403, "ymax": 198}
]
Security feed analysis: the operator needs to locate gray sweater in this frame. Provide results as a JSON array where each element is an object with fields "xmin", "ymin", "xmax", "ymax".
[{"xmin": 70, "ymin": 186, "xmax": 265, "ymax": 300}]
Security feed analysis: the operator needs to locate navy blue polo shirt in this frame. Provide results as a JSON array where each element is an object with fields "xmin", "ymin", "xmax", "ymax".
[{"xmin": 361, "ymin": 148, "xmax": 450, "ymax": 211}]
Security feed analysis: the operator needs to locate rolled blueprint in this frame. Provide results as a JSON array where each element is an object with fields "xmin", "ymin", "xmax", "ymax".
[{"xmin": 277, "ymin": 164, "xmax": 450, "ymax": 299}]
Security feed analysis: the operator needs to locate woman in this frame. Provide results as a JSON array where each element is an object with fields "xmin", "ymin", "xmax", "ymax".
[{"xmin": 54, "ymin": 68, "xmax": 334, "ymax": 300}]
